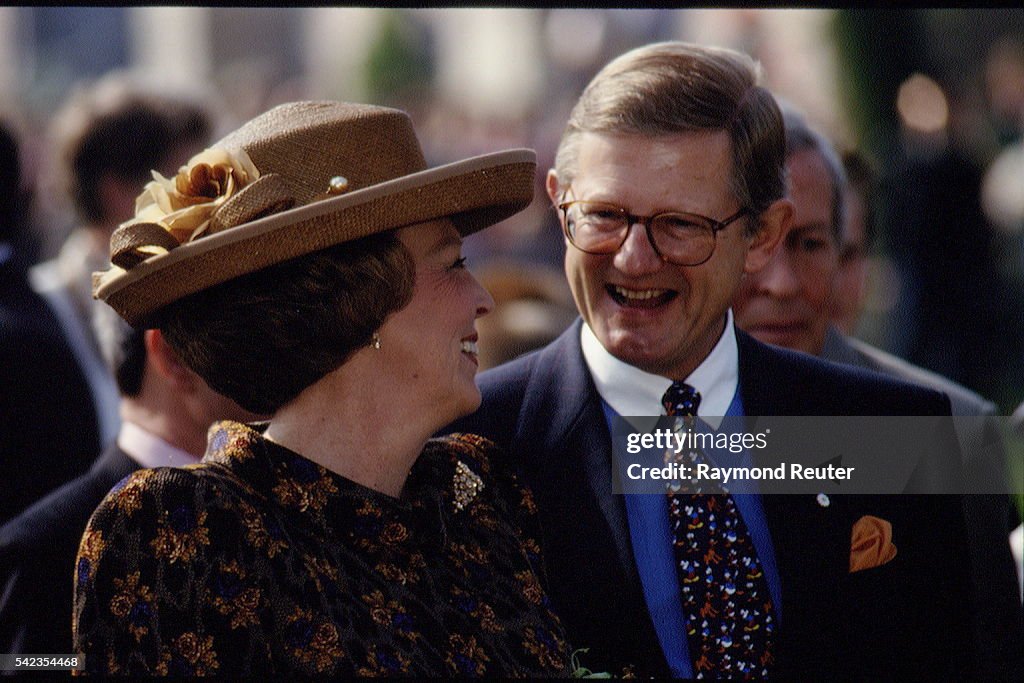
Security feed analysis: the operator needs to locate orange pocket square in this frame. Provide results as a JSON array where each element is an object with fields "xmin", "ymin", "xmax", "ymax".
[{"xmin": 849, "ymin": 515, "xmax": 897, "ymax": 573}]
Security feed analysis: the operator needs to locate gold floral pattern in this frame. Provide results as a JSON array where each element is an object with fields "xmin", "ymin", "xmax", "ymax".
[
  {"xmin": 238, "ymin": 499, "xmax": 289, "ymax": 558},
  {"xmin": 302, "ymin": 554, "xmax": 341, "ymax": 595},
  {"xmin": 381, "ymin": 520, "xmax": 409, "ymax": 545},
  {"xmin": 150, "ymin": 507, "xmax": 210, "ymax": 563},
  {"xmin": 208, "ymin": 421, "xmax": 257, "ymax": 462},
  {"xmin": 73, "ymin": 424, "xmax": 570, "ymax": 676},
  {"xmin": 523, "ymin": 626, "xmax": 570, "ymax": 672},
  {"xmin": 451, "ymin": 586, "xmax": 504, "ymax": 634},
  {"xmin": 447, "ymin": 633, "xmax": 491, "ymax": 676},
  {"xmin": 75, "ymin": 528, "xmax": 105, "ymax": 587},
  {"xmin": 362, "ymin": 590, "xmax": 419, "ymax": 642},
  {"xmin": 271, "ymin": 468, "xmax": 339, "ymax": 513},
  {"xmin": 285, "ymin": 607, "xmax": 344, "ymax": 673},
  {"xmin": 520, "ymin": 486, "xmax": 539, "ymax": 515},
  {"xmin": 516, "ymin": 569, "xmax": 545, "ymax": 605},
  {"xmin": 357, "ymin": 645, "xmax": 412, "ymax": 676},
  {"xmin": 375, "ymin": 556, "xmax": 425, "ymax": 587},
  {"xmin": 155, "ymin": 632, "xmax": 219, "ymax": 676},
  {"xmin": 108, "ymin": 572, "xmax": 155, "ymax": 644},
  {"xmin": 209, "ymin": 561, "xmax": 261, "ymax": 629},
  {"xmin": 109, "ymin": 468, "xmax": 156, "ymax": 516}
]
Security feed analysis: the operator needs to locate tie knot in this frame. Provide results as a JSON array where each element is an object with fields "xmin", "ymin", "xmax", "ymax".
[{"xmin": 662, "ymin": 381, "xmax": 701, "ymax": 417}]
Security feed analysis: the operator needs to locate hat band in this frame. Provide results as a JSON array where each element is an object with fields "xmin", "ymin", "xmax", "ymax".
[{"xmin": 110, "ymin": 174, "xmax": 295, "ymax": 270}]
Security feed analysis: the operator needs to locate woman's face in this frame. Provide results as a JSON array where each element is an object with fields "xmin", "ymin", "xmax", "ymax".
[{"xmin": 377, "ymin": 219, "xmax": 494, "ymax": 429}]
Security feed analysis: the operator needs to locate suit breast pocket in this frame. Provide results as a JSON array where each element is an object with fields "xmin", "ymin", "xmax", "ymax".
[{"xmin": 837, "ymin": 558, "xmax": 907, "ymax": 677}]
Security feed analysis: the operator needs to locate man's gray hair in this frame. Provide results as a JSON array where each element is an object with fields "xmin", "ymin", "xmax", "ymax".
[{"xmin": 780, "ymin": 105, "xmax": 847, "ymax": 243}]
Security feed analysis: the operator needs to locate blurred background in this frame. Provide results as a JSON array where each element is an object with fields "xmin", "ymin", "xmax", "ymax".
[{"xmin": 1, "ymin": 6, "xmax": 1022, "ymax": 411}]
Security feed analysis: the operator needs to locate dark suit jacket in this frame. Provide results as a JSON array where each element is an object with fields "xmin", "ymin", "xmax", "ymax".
[
  {"xmin": 822, "ymin": 326, "xmax": 1024, "ymax": 678},
  {"xmin": 0, "ymin": 444, "xmax": 137, "ymax": 657},
  {"xmin": 0, "ymin": 258, "xmax": 101, "ymax": 525},
  {"xmin": 449, "ymin": 320, "xmax": 975, "ymax": 679}
]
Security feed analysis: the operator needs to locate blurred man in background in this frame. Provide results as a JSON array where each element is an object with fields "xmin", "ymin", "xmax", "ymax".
[
  {"xmin": 733, "ymin": 106, "xmax": 1024, "ymax": 678},
  {"xmin": 829, "ymin": 150, "xmax": 876, "ymax": 335},
  {"xmin": 0, "ymin": 302, "xmax": 258, "ymax": 657},
  {"xmin": 0, "ymin": 119, "xmax": 99, "ymax": 525},
  {"xmin": 29, "ymin": 74, "xmax": 212, "ymax": 464}
]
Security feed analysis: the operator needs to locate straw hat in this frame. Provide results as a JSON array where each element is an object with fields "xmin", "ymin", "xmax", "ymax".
[{"xmin": 92, "ymin": 100, "xmax": 536, "ymax": 326}]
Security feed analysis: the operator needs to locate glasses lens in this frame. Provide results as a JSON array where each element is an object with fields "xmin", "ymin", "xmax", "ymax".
[
  {"xmin": 566, "ymin": 202, "xmax": 627, "ymax": 253},
  {"xmin": 650, "ymin": 213, "xmax": 715, "ymax": 265}
]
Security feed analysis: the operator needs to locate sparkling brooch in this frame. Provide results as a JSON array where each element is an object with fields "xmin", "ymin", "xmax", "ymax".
[{"xmin": 452, "ymin": 460, "xmax": 484, "ymax": 513}]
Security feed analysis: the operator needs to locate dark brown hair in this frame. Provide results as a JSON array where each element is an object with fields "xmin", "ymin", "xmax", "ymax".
[
  {"xmin": 159, "ymin": 231, "xmax": 415, "ymax": 414},
  {"xmin": 92, "ymin": 301, "xmax": 146, "ymax": 398},
  {"xmin": 553, "ymin": 41, "xmax": 786, "ymax": 233}
]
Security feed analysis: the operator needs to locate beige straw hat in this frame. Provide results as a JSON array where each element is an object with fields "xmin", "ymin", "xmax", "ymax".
[{"xmin": 92, "ymin": 100, "xmax": 536, "ymax": 326}]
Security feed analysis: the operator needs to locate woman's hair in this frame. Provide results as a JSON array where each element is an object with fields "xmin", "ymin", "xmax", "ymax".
[
  {"xmin": 92, "ymin": 301, "xmax": 147, "ymax": 398},
  {"xmin": 159, "ymin": 231, "xmax": 415, "ymax": 414}
]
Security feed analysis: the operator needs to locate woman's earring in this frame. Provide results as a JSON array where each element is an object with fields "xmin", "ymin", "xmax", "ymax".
[{"xmin": 371, "ymin": 332, "xmax": 381, "ymax": 349}]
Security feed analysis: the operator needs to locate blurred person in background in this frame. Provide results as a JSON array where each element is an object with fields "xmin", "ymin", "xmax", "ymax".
[
  {"xmin": 880, "ymin": 72, "xmax": 1011, "ymax": 399},
  {"xmin": 0, "ymin": 302, "xmax": 259, "ymax": 657},
  {"xmin": 829, "ymin": 149, "xmax": 877, "ymax": 335},
  {"xmin": 0, "ymin": 119, "xmax": 100, "ymax": 525},
  {"xmin": 472, "ymin": 260, "xmax": 577, "ymax": 370},
  {"xmin": 29, "ymin": 74, "xmax": 213, "ymax": 459},
  {"xmin": 733, "ymin": 106, "xmax": 1024, "ymax": 678}
]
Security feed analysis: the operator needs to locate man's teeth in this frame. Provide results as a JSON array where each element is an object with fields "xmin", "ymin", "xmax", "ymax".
[
  {"xmin": 461, "ymin": 340, "xmax": 479, "ymax": 355},
  {"xmin": 614, "ymin": 286, "xmax": 668, "ymax": 300}
]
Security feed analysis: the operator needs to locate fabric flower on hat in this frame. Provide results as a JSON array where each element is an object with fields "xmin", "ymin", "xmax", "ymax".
[{"xmin": 133, "ymin": 148, "xmax": 260, "ymax": 244}]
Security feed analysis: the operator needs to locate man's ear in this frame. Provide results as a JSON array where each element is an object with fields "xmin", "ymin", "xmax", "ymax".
[
  {"xmin": 545, "ymin": 169, "xmax": 561, "ymax": 207},
  {"xmin": 744, "ymin": 197, "xmax": 792, "ymax": 274},
  {"xmin": 144, "ymin": 329, "xmax": 196, "ymax": 392}
]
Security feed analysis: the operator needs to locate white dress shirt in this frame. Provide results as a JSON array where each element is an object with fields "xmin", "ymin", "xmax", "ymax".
[
  {"xmin": 580, "ymin": 309, "xmax": 740, "ymax": 424},
  {"xmin": 117, "ymin": 421, "xmax": 201, "ymax": 469}
]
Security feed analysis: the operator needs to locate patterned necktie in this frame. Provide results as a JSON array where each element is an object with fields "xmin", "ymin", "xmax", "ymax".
[{"xmin": 662, "ymin": 381, "xmax": 775, "ymax": 678}]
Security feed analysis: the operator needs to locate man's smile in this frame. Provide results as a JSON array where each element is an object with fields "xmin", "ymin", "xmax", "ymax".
[{"xmin": 606, "ymin": 284, "xmax": 678, "ymax": 309}]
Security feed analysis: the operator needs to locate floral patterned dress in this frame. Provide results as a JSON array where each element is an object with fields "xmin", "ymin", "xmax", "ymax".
[{"xmin": 72, "ymin": 422, "xmax": 571, "ymax": 676}]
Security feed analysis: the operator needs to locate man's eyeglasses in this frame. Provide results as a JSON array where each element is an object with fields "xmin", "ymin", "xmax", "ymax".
[{"xmin": 557, "ymin": 195, "xmax": 750, "ymax": 267}]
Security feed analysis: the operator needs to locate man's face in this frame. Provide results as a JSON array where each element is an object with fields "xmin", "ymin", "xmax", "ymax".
[
  {"xmin": 829, "ymin": 183, "xmax": 869, "ymax": 335},
  {"xmin": 550, "ymin": 131, "xmax": 783, "ymax": 380},
  {"xmin": 733, "ymin": 148, "xmax": 840, "ymax": 355}
]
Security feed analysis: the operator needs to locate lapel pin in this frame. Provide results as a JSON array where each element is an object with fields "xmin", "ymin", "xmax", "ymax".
[{"xmin": 816, "ymin": 492, "xmax": 831, "ymax": 508}]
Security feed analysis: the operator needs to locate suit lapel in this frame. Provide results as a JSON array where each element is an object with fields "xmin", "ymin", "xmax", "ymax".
[
  {"xmin": 735, "ymin": 330, "xmax": 851, "ymax": 673},
  {"xmin": 517, "ymin": 321, "xmax": 638, "ymax": 585},
  {"xmin": 90, "ymin": 443, "xmax": 140, "ymax": 482},
  {"xmin": 514, "ymin": 321, "xmax": 668, "ymax": 674},
  {"xmin": 820, "ymin": 325, "xmax": 865, "ymax": 367}
]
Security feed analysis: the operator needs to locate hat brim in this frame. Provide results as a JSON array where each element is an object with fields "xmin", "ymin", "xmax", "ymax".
[{"xmin": 94, "ymin": 148, "xmax": 536, "ymax": 327}]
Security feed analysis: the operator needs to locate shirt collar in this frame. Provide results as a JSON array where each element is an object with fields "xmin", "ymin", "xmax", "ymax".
[
  {"xmin": 117, "ymin": 420, "xmax": 202, "ymax": 469},
  {"xmin": 580, "ymin": 309, "xmax": 739, "ymax": 422}
]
